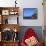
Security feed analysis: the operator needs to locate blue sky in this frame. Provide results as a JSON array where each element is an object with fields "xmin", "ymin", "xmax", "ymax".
[{"xmin": 23, "ymin": 8, "xmax": 37, "ymax": 17}]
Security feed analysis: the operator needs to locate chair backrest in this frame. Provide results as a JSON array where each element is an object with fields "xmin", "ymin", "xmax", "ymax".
[{"xmin": 21, "ymin": 28, "xmax": 37, "ymax": 46}]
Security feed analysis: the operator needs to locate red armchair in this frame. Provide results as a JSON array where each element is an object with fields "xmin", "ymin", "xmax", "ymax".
[{"xmin": 21, "ymin": 28, "xmax": 41, "ymax": 46}]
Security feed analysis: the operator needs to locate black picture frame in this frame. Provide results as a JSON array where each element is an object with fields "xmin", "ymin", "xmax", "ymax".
[{"xmin": 23, "ymin": 8, "xmax": 38, "ymax": 19}]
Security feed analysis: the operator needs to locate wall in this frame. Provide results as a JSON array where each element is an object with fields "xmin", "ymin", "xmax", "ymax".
[
  {"xmin": 0, "ymin": 0, "xmax": 44, "ymax": 26},
  {"xmin": 19, "ymin": 0, "xmax": 44, "ymax": 26}
]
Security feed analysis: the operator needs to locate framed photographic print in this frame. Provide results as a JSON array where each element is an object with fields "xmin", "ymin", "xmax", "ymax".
[
  {"xmin": 9, "ymin": 10, "xmax": 18, "ymax": 15},
  {"xmin": 23, "ymin": 8, "xmax": 38, "ymax": 19},
  {"xmin": 2, "ymin": 10, "xmax": 9, "ymax": 15},
  {"xmin": 8, "ymin": 16, "xmax": 18, "ymax": 24},
  {"xmin": 10, "ymin": 11, "xmax": 15, "ymax": 15}
]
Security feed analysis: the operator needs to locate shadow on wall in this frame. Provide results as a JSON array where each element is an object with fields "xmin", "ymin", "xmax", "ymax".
[{"xmin": 18, "ymin": 26, "xmax": 44, "ymax": 44}]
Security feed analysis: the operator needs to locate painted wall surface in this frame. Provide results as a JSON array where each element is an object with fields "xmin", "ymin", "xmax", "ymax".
[
  {"xmin": 19, "ymin": 0, "xmax": 44, "ymax": 26},
  {"xmin": 0, "ymin": 0, "xmax": 44, "ymax": 26}
]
